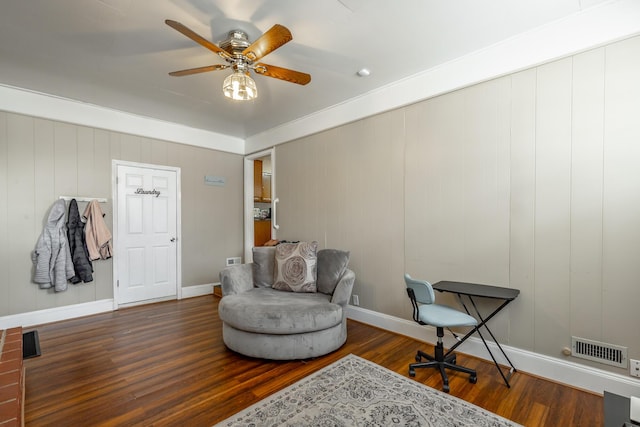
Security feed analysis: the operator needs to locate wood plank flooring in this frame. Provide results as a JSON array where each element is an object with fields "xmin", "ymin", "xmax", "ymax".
[{"xmin": 23, "ymin": 296, "xmax": 603, "ymax": 426}]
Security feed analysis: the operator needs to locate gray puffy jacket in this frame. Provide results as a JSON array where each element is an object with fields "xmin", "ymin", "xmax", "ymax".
[{"xmin": 32, "ymin": 199, "xmax": 75, "ymax": 291}]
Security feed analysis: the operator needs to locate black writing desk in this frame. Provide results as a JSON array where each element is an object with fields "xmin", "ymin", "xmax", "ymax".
[{"xmin": 432, "ymin": 281, "xmax": 520, "ymax": 388}]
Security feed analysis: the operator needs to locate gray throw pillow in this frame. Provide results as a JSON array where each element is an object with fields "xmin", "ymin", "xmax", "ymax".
[
  {"xmin": 273, "ymin": 241, "xmax": 318, "ymax": 292},
  {"xmin": 252, "ymin": 246, "xmax": 276, "ymax": 288},
  {"xmin": 316, "ymin": 249, "xmax": 350, "ymax": 295}
]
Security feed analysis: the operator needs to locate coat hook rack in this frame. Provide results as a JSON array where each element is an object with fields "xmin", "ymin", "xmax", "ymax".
[{"xmin": 59, "ymin": 196, "xmax": 108, "ymax": 203}]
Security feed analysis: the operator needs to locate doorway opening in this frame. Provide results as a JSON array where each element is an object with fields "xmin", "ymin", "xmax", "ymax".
[{"xmin": 244, "ymin": 149, "xmax": 276, "ymax": 263}]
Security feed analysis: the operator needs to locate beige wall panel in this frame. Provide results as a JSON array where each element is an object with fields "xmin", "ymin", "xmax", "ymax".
[
  {"xmin": 294, "ymin": 131, "xmax": 324, "ymax": 244},
  {"xmin": 0, "ymin": 113, "xmax": 8, "ymax": 314},
  {"xmin": 405, "ymin": 92, "xmax": 467, "ymax": 284},
  {"xmin": 508, "ymin": 69, "xmax": 537, "ymax": 350},
  {"xmin": 377, "ymin": 109, "xmax": 406, "ymax": 318},
  {"xmin": 76, "ymin": 127, "xmax": 95, "ymax": 196},
  {"xmin": 334, "ymin": 122, "xmax": 366, "ymax": 282},
  {"xmin": 338, "ymin": 120, "xmax": 368, "ymax": 300},
  {"xmin": 151, "ymin": 139, "xmax": 169, "ymax": 166},
  {"xmin": 119, "ymin": 133, "xmax": 141, "ymax": 162},
  {"xmin": 459, "ymin": 78, "xmax": 511, "ymax": 287},
  {"xmin": 570, "ymin": 48, "xmax": 605, "ymax": 341},
  {"xmin": 53, "ymin": 122, "xmax": 78, "ymax": 197},
  {"xmin": 534, "ymin": 58, "xmax": 573, "ymax": 356},
  {"xmin": 33, "ymin": 119, "xmax": 57, "ymax": 310},
  {"xmin": 404, "ymin": 100, "xmax": 436, "ymax": 279},
  {"xmin": 6, "ymin": 114, "xmax": 37, "ymax": 315},
  {"xmin": 322, "ymin": 127, "xmax": 348, "ymax": 250},
  {"xmin": 179, "ymin": 145, "xmax": 243, "ymax": 286},
  {"xmin": 139, "ymin": 137, "xmax": 152, "ymax": 164},
  {"xmin": 176, "ymin": 147, "xmax": 200, "ymax": 285},
  {"xmin": 351, "ymin": 111, "xmax": 405, "ymax": 315},
  {"xmin": 109, "ymin": 132, "xmax": 121, "ymax": 160},
  {"xmin": 93, "ymin": 129, "xmax": 114, "ymax": 301},
  {"xmin": 602, "ymin": 36, "xmax": 640, "ymax": 355}
]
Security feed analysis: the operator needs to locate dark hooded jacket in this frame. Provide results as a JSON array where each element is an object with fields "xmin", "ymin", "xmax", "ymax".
[{"xmin": 67, "ymin": 199, "xmax": 93, "ymax": 283}]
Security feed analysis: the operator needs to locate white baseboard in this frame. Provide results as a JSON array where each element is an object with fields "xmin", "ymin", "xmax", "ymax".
[
  {"xmin": 0, "ymin": 299, "xmax": 114, "ymax": 329},
  {"xmin": 181, "ymin": 283, "xmax": 215, "ymax": 298},
  {"xmin": 0, "ymin": 283, "xmax": 217, "ymax": 329},
  {"xmin": 346, "ymin": 305, "xmax": 640, "ymax": 398}
]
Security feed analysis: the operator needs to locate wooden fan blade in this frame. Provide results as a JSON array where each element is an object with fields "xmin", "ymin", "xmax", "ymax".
[
  {"xmin": 254, "ymin": 63, "xmax": 311, "ymax": 85},
  {"xmin": 165, "ymin": 19, "xmax": 231, "ymax": 60},
  {"xmin": 169, "ymin": 64, "xmax": 229, "ymax": 77},
  {"xmin": 242, "ymin": 25, "xmax": 292, "ymax": 62}
]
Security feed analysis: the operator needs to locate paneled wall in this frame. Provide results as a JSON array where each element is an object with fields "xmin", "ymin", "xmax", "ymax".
[
  {"xmin": 0, "ymin": 113, "xmax": 243, "ymax": 317},
  {"xmin": 275, "ymin": 35, "xmax": 640, "ymax": 371}
]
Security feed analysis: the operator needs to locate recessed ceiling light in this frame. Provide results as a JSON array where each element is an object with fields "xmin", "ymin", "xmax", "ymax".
[{"xmin": 357, "ymin": 68, "xmax": 371, "ymax": 77}]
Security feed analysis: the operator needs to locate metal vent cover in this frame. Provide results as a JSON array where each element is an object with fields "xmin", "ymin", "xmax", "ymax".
[{"xmin": 571, "ymin": 336, "xmax": 627, "ymax": 368}]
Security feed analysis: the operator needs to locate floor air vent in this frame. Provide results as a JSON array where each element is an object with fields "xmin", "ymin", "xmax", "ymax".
[{"xmin": 571, "ymin": 336, "xmax": 627, "ymax": 368}]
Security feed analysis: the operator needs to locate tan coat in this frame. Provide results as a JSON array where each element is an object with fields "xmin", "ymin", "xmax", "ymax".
[{"xmin": 83, "ymin": 200, "xmax": 113, "ymax": 260}]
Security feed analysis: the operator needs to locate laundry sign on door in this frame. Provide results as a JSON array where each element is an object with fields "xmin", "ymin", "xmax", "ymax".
[{"xmin": 135, "ymin": 188, "xmax": 161, "ymax": 197}]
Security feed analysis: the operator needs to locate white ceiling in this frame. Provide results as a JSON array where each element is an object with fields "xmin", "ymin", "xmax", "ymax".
[{"xmin": 0, "ymin": 0, "xmax": 632, "ymax": 143}]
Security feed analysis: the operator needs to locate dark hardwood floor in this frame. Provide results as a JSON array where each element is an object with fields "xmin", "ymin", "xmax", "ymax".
[{"xmin": 23, "ymin": 295, "xmax": 603, "ymax": 426}]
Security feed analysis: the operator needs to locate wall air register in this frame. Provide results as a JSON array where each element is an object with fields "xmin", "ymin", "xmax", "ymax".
[{"xmin": 571, "ymin": 336, "xmax": 627, "ymax": 368}]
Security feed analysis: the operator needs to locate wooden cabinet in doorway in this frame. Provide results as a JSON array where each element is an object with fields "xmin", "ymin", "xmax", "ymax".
[
  {"xmin": 253, "ymin": 160, "xmax": 263, "ymax": 201},
  {"xmin": 254, "ymin": 220, "xmax": 272, "ymax": 247}
]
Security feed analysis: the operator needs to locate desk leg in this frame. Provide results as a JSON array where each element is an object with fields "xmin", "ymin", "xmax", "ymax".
[{"xmin": 457, "ymin": 295, "xmax": 517, "ymax": 388}]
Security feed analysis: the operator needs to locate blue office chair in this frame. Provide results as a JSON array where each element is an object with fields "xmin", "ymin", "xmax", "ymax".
[{"xmin": 405, "ymin": 273, "xmax": 478, "ymax": 392}]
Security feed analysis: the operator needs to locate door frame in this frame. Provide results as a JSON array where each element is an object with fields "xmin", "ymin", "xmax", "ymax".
[
  {"xmin": 111, "ymin": 160, "xmax": 182, "ymax": 310},
  {"xmin": 243, "ymin": 148, "xmax": 275, "ymax": 263}
]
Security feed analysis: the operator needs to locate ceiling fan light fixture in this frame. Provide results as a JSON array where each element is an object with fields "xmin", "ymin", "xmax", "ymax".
[{"xmin": 223, "ymin": 70, "xmax": 258, "ymax": 101}]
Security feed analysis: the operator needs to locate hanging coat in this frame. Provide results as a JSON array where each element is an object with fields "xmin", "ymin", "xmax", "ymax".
[
  {"xmin": 83, "ymin": 200, "xmax": 113, "ymax": 260},
  {"xmin": 67, "ymin": 199, "xmax": 93, "ymax": 283},
  {"xmin": 32, "ymin": 199, "xmax": 75, "ymax": 291}
]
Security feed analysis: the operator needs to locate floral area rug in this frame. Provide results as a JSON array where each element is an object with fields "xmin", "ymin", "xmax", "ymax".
[{"xmin": 214, "ymin": 354, "xmax": 522, "ymax": 426}]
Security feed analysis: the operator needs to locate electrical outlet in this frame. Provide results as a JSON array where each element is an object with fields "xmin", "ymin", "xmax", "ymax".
[
  {"xmin": 225, "ymin": 257, "xmax": 242, "ymax": 266},
  {"xmin": 352, "ymin": 295, "xmax": 359, "ymax": 306},
  {"xmin": 631, "ymin": 359, "xmax": 640, "ymax": 378}
]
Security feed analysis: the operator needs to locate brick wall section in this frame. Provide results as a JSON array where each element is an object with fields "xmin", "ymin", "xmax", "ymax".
[{"xmin": 0, "ymin": 327, "xmax": 24, "ymax": 427}]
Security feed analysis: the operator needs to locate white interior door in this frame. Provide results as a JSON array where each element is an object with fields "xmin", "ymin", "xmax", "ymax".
[{"xmin": 116, "ymin": 163, "xmax": 179, "ymax": 305}]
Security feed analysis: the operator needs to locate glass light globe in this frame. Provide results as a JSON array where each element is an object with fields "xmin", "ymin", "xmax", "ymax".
[{"xmin": 223, "ymin": 71, "xmax": 257, "ymax": 101}]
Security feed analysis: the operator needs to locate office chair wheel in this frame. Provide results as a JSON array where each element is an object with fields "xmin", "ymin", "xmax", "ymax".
[
  {"xmin": 409, "ymin": 368, "xmax": 416, "ymax": 377},
  {"xmin": 415, "ymin": 354, "xmax": 421, "ymax": 362},
  {"xmin": 442, "ymin": 384, "xmax": 450, "ymax": 393},
  {"xmin": 469, "ymin": 375, "xmax": 477, "ymax": 384}
]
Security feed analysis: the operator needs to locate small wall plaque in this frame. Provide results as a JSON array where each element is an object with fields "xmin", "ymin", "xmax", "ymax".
[{"xmin": 205, "ymin": 175, "xmax": 226, "ymax": 186}]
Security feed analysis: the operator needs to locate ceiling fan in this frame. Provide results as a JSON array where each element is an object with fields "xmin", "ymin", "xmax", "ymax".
[{"xmin": 165, "ymin": 20, "xmax": 311, "ymax": 101}]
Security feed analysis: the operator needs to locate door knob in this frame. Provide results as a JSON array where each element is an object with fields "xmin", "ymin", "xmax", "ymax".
[{"xmin": 170, "ymin": 237, "xmax": 176, "ymax": 242}]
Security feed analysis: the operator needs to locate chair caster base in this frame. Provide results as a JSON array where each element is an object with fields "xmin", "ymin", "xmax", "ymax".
[
  {"xmin": 409, "ymin": 368, "xmax": 416, "ymax": 377},
  {"xmin": 470, "ymin": 375, "xmax": 477, "ymax": 384}
]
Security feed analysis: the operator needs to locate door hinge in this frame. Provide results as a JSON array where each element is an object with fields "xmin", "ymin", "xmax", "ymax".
[{"xmin": 117, "ymin": 280, "xmax": 120, "ymax": 288}]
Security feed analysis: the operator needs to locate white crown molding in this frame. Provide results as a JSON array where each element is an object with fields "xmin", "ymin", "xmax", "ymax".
[
  {"xmin": 346, "ymin": 305, "xmax": 640, "ymax": 398},
  {"xmin": 0, "ymin": 84, "xmax": 244, "ymax": 155}
]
